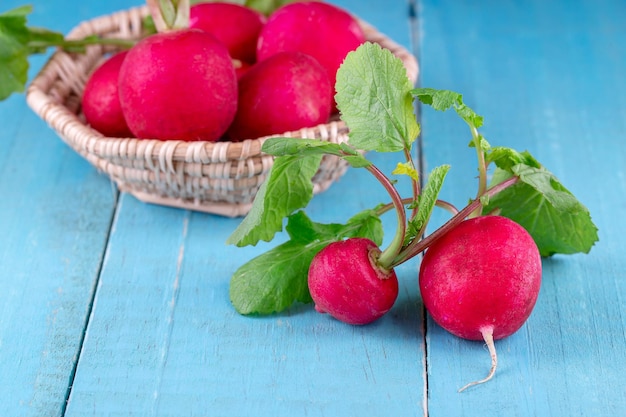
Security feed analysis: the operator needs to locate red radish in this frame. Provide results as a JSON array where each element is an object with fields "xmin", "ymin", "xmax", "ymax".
[
  {"xmin": 308, "ymin": 238, "xmax": 399, "ymax": 325},
  {"xmin": 227, "ymin": 51, "xmax": 332, "ymax": 141},
  {"xmin": 190, "ymin": 2, "xmax": 266, "ymax": 63},
  {"xmin": 81, "ymin": 51, "xmax": 133, "ymax": 137},
  {"xmin": 118, "ymin": 29, "xmax": 238, "ymax": 141},
  {"xmin": 419, "ymin": 215, "xmax": 542, "ymax": 391},
  {"xmin": 256, "ymin": 1, "xmax": 365, "ymax": 111}
]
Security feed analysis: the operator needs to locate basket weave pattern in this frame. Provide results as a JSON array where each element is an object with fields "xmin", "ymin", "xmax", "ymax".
[{"xmin": 26, "ymin": 6, "xmax": 419, "ymax": 217}]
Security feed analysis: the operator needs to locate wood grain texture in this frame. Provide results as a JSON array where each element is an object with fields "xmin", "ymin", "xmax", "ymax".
[
  {"xmin": 0, "ymin": 2, "xmax": 156, "ymax": 416},
  {"xmin": 0, "ymin": 96, "xmax": 116, "ymax": 417},
  {"xmin": 65, "ymin": 197, "xmax": 424, "ymax": 416},
  {"xmin": 3, "ymin": 0, "xmax": 624, "ymax": 415},
  {"xmin": 419, "ymin": 0, "xmax": 626, "ymax": 414},
  {"xmin": 59, "ymin": 1, "xmax": 426, "ymax": 416}
]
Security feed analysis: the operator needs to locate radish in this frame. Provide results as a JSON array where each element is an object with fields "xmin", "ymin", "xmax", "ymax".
[
  {"xmin": 256, "ymin": 1, "xmax": 365, "ymax": 111},
  {"xmin": 227, "ymin": 46, "xmax": 597, "ymax": 390},
  {"xmin": 190, "ymin": 2, "xmax": 266, "ymax": 64},
  {"xmin": 81, "ymin": 51, "xmax": 133, "ymax": 137},
  {"xmin": 119, "ymin": 0, "xmax": 238, "ymax": 142},
  {"xmin": 419, "ymin": 215, "xmax": 542, "ymax": 391},
  {"xmin": 227, "ymin": 51, "xmax": 331, "ymax": 141},
  {"xmin": 308, "ymin": 238, "xmax": 399, "ymax": 325}
]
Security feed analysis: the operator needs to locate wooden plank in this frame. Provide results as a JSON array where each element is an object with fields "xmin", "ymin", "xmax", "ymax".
[
  {"xmin": 0, "ymin": 50, "xmax": 115, "ymax": 417},
  {"xmin": 66, "ymin": 197, "xmax": 425, "ymax": 416},
  {"xmin": 0, "ymin": 1, "xmax": 150, "ymax": 416},
  {"xmin": 419, "ymin": 0, "xmax": 626, "ymax": 414},
  {"xmin": 64, "ymin": 1, "xmax": 427, "ymax": 416}
]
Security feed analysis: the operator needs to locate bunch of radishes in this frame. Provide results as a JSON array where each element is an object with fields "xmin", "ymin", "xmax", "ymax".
[
  {"xmin": 227, "ymin": 42, "xmax": 598, "ymax": 390},
  {"xmin": 81, "ymin": 0, "xmax": 366, "ymax": 141}
]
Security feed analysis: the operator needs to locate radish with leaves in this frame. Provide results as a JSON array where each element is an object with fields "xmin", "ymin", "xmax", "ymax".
[
  {"xmin": 0, "ymin": 1, "xmax": 598, "ymax": 392},
  {"xmin": 228, "ymin": 42, "xmax": 597, "ymax": 389}
]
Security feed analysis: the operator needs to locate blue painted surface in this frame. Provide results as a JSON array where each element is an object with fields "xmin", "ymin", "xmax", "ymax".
[
  {"xmin": 420, "ymin": 0, "xmax": 626, "ymax": 415},
  {"xmin": 0, "ymin": 0, "xmax": 623, "ymax": 416}
]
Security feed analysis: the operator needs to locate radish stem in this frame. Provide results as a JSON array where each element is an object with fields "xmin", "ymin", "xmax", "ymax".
[
  {"xmin": 403, "ymin": 147, "xmax": 421, "ymax": 220},
  {"xmin": 458, "ymin": 327, "xmax": 497, "ymax": 393},
  {"xmin": 435, "ymin": 199, "xmax": 459, "ymax": 215},
  {"xmin": 375, "ymin": 198, "xmax": 458, "ymax": 218},
  {"xmin": 147, "ymin": 0, "xmax": 190, "ymax": 32},
  {"xmin": 365, "ymin": 164, "xmax": 406, "ymax": 270},
  {"xmin": 30, "ymin": 37, "xmax": 135, "ymax": 51},
  {"xmin": 469, "ymin": 124, "xmax": 488, "ymax": 218},
  {"xmin": 388, "ymin": 175, "xmax": 521, "ymax": 267}
]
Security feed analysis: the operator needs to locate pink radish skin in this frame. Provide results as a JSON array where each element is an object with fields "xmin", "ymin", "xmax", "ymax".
[
  {"xmin": 308, "ymin": 238, "xmax": 399, "ymax": 326},
  {"xmin": 118, "ymin": 29, "xmax": 238, "ymax": 142},
  {"xmin": 190, "ymin": 2, "xmax": 266, "ymax": 63},
  {"xmin": 227, "ymin": 51, "xmax": 331, "ymax": 141},
  {"xmin": 256, "ymin": 1, "xmax": 365, "ymax": 111},
  {"xmin": 419, "ymin": 215, "xmax": 542, "ymax": 391},
  {"xmin": 81, "ymin": 51, "xmax": 133, "ymax": 137}
]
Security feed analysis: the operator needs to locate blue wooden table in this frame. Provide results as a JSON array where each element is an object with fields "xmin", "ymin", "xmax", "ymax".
[{"xmin": 1, "ymin": 0, "xmax": 624, "ymax": 416}]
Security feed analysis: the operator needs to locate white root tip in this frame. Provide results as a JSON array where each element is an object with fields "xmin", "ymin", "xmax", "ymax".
[{"xmin": 458, "ymin": 327, "xmax": 498, "ymax": 393}]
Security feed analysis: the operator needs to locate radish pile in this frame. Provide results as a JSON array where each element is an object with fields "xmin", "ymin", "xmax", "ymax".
[
  {"xmin": 80, "ymin": 0, "xmax": 366, "ymax": 142},
  {"xmin": 0, "ymin": 0, "xmax": 599, "ymax": 393},
  {"xmin": 228, "ymin": 43, "xmax": 598, "ymax": 390}
]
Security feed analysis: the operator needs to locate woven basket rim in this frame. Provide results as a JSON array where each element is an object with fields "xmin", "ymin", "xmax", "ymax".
[
  {"xmin": 26, "ymin": 5, "xmax": 418, "ymax": 159},
  {"xmin": 24, "ymin": 5, "xmax": 419, "ymax": 216}
]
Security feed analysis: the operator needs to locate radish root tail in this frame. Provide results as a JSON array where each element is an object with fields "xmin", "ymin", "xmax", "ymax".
[{"xmin": 458, "ymin": 327, "xmax": 497, "ymax": 393}]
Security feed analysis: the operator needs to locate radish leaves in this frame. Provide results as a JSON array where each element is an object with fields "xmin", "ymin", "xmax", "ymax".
[
  {"xmin": 230, "ymin": 209, "xmax": 383, "ymax": 314},
  {"xmin": 227, "ymin": 152, "xmax": 322, "ymax": 247},
  {"xmin": 228, "ymin": 41, "xmax": 598, "ymax": 316},
  {"xmin": 405, "ymin": 164, "xmax": 450, "ymax": 245},
  {"xmin": 335, "ymin": 42, "xmax": 420, "ymax": 152},
  {"xmin": 412, "ymin": 87, "xmax": 598, "ymax": 256},
  {"xmin": 0, "ymin": 5, "xmax": 134, "ymax": 101},
  {"xmin": 484, "ymin": 166, "xmax": 598, "ymax": 256}
]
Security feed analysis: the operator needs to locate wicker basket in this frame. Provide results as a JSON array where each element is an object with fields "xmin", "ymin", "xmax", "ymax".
[{"xmin": 26, "ymin": 5, "xmax": 419, "ymax": 217}]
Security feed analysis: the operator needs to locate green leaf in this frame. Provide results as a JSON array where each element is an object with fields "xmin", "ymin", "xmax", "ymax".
[
  {"xmin": 405, "ymin": 165, "xmax": 450, "ymax": 244},
  {"xmin": 512, "ymin": 164, "xmax": 585, "ymax": 212},
  {"xmin": 230, "ymin": 238, "xmax": 321, "ymax": 315},
  {"xmin": 411, "ymin": 88, "xmax": 459, "ymax": 111},
  {"xmin": 335, "ymin": 42, "xmax": 420, "ymax": 152},
  {"xmin": 342, "ymin": 208, "xmax": 384, "ymax": 245},
  {"xmin": 286, "ymin": 209, "xmax": 383, "ymax": 248},
  {"xmin": 230, "ymin": 209, "xmax": 384, "ymax": 315},
  {"xmin": 0, "ymin": 6, "xmax": 32, "ymax": 100},
  {"xmin": 455, "ymin": 102, "xmax": 484, "ymax": 129},
  {"xmin": 487, "ymin": 147, "xmax": 541, "ymax": 171},
  {"xmin": 484, "ymin": 166, "xmax": 599, "ymax": 256},
  {"xmin": 468, "ymin": 134, "xmax": 491, "ymax": 151},
  {"xmin": 411, "ymin": 88, "xmax": 484, "ymax": 128},
  {"xmin": 262, "ymin": 137, "xmax": 371, "ymax": 168},
  {"xmin": 285, "ymin": 210, "xmax": 344, "ymax": 243},
  {"xmin": 226, "ymin": 153, "xmax": 322, "ymax": 247}
]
